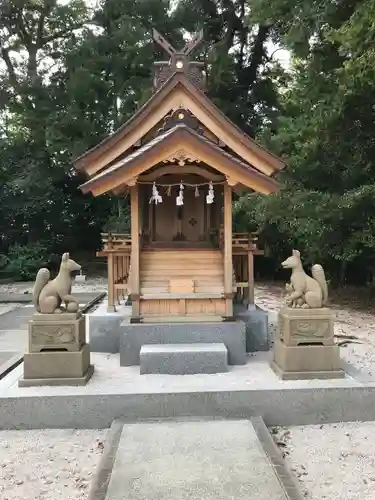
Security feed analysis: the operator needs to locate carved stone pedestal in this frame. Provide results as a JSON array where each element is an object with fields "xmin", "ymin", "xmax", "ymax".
[
  {"xmin": 28, "ymin": 312, "xmax": 86, "ymax": 352},
  {"xmin": 19, "ymin": 313, "xmax": 94, "ymax": 387},
  {"xmin": 270, "ymin": 307, "xmax": 344, "ymax": 380}
]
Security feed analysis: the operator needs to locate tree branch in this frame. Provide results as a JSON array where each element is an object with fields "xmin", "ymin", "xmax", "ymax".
[
  {"xmin": 244, "ymin": 25, "xmax": 271, "ymax": 85},
  {"xmin": 0, "ymin": 47, "xmax": 18, "ymax": 89}
]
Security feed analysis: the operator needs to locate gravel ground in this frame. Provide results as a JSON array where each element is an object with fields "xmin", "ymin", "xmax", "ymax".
[
  {"xmin": 272, "ymin": 422, "xmax": 375, "ymax": 500},
  {"xmin": 0, "ymin": 277, "xmax": 107, "ymax": 296},
  {"xmin": 0, "ymin": 429, "xmax": 107, "ymax": 500},
  {"xmin": 0, "ymin": 304, "xmax": 21, "ymax": 316}
]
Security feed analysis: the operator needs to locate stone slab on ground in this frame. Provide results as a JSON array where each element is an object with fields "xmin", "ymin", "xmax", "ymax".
[
  {"xmin": 104, "ymin": 419, "xmax": 288, "ymax": 500},
  {"xmin": 120, "ymin": 321, "xmax": 246, "ymax": 366},
  {"xmin": 140, "ymin": 343, "xmax": 228, "ymax": 375},
  {"xmin": 0, "ymin": 351, "xmax": 23, "ymax": 379},
  {"xmin": 1, "ymin": 352, "xmax": 375, "ymax": 430}
]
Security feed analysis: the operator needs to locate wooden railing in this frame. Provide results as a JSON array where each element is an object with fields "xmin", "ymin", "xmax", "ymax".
[
  {"xmin": 97, "ymin": 233, "xmax": 132, "ymax": 311},
  {"xmin": 98, "ymin": 231, "xmax": 263, "ymax": 310},
  {"xmin": 100, "ymin": 232, "xmax": 131, "ymax": 251},
  {"xmin": 219, "ymin": 228, "xmax": 261, "ymax": 254},
  {"xmin": 219, "ymin": 227, "xmax": 264, "ymax": 306}
]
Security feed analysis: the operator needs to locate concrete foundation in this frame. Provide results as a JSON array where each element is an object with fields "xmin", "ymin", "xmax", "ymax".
[
  {"xmin": 87, "ymin": 302, "xmax": 132, "ymax": 353},
  {"xmin": 2, "ymin": 352, "xmax": 375, "ymax": 429},
  {"xmin": 140, "ymin": 343, "xmax": 228, "ymax": 375},
  {"xmin": 271, "ymin": 338, "xmax": 344, "ymax": 380},
  {"xmin": 19, "ymin": 344, "xmax": 94, "ymax": 387},
  {"xmin": 235, "ymin": 305, "xmax": 269, "ymax": 352},
  {"xmin": 120, "ymin": 321, "xmax": 246, "ymax": 366},
  {"xmin": 88, "ymin": 301, "xmax": 270, "ymax": 356}
]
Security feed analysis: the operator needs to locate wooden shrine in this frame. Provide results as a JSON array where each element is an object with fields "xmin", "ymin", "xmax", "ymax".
[{"xmin": 75, "ymin": 30, "xmax": 284, "ymax": 322}]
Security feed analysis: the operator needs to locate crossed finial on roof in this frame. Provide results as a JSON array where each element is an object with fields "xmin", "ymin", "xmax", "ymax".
[
  {"xmin": 152, "ymin": 29, "xmax": 205, "ymax": 91},
  {"xmin": 152, "ymin": 29, "xmax": 204, "ymax": 57}
]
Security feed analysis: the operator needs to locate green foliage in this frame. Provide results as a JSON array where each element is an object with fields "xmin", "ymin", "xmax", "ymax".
[
  {"xmin": 233, "ymin": 0, "xmax": 375, "ymax": 285},
  {"xmin": 1, "ymin": 0, "xmax": 375, "ymax": 286},
  {"xmin": 0, "ymin": 243, "xmax": 49, "ymax": 281}
]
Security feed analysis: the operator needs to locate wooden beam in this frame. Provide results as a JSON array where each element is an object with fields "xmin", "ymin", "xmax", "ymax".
[
  {"xmin": 130, "ymin": 184, "xmax": 140, "ymax": 318},
  {"xmin": 140, "ymin": 164, "xmax": 224, "ymax": 182},
  {"xmin": 224, "ymin": 181, "xmax": 233, "ymax": 317},
  {"xmin": 85, "ymin": 132, "xmax": 277, "ymax": 197}
]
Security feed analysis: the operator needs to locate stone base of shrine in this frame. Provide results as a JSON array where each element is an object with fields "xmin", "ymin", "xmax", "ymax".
[
  {"xmin": 234, "ymin": 305, "xmax": 270, "ymax": 352},
  {"xmin": 271, "ymin": 339, "xmax": 345, "ymax": 380},
  {"xmin": 87, "ymin": 301, "xmax": 132, "ymax": 354},
  {"xmin": 120, "ymin": 321, "xmax": 246, "ymax": 366},
  {"xmin": 87, "ymin": 299, "xmax": 270, "ymax": 358}
]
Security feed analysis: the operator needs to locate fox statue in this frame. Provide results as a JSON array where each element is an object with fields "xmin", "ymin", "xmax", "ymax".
[
  {"xmin": 282, "ymin": 249, "xmax": 328, "ymax": 309},
  {"xmin": 33, "ymin": 252, "xmax": 82, "ymax": 314}
]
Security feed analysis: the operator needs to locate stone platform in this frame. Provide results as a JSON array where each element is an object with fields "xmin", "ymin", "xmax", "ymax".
[
  {"xmin": 1, "ymin": 352, "xmax": 374, "ymax": 430},
  {"xmin": 140, "ymin": 343, "xmax": 228, "ymax": 375},
  {"xmin": 87, "ymin": 300, "xmax": 269, "ymax": 356},
  {"xmin": 101, "ymin": 419, "xmax": 292, "ymax": 500},
  {"xmin": 120, "ymin": 321, "xmax": 246, "ymax": 366}
]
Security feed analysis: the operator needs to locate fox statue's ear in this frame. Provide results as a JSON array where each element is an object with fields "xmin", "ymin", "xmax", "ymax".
[
  {"xmin": 292, "ymin": 249, "xmax": 300, "ymax": 257},
  {"xmin": 62, "ymin": 252, "xmax": 69, "ymax": 262}
]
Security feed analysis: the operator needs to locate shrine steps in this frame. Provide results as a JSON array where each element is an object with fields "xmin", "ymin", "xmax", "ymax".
[
  {"xmin": 140, "ymin": 343, "xmax": 228, "ymax": 375},
  {"xmin": 140, "ymin": 315, "xmax": 224, "ymax": 323},
  {"xmin": 139, "ymin": 249, "xmax": 224, "ymax": 297}
]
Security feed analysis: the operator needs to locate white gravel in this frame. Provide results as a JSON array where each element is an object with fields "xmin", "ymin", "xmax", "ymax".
[
  {"xmin": 0, "ymin": 429, "xmax": 107, "ymax": 500},
  {"xmin": 0, "ymin": 303, "xmax": 21, "ymax": 316},
  {"xmin": 0, "ymin": 277, "xmax": 107, "ymax": 296},
  {"xmin": 273, "ymin": 422, "xmax": 375, "ymax": 500}
]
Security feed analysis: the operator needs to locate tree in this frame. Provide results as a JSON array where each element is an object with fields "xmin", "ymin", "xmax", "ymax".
[{"xmin": 236, "ymin": 0, "xmax": 375, "ymax": 285}]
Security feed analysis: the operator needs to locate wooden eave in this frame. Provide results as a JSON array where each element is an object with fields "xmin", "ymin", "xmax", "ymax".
[
  {"xmin": 79, "ymin": 124, "xmax": 280, "ymax": 196},
  {"xmin": 74, "ymin": 73, "xmax": 285, "ymax": 178}
]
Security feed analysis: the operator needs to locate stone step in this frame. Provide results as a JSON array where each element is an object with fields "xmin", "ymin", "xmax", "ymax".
[
  {"xmin": 103, "ymin": 420, "xmax": 290, "ymax": 500},
  {"xmin": 140, "ymin": 343, "xmax": 228, "ymax": 375}
]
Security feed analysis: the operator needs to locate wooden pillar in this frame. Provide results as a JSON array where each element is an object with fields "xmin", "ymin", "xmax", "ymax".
[
  {"xmin": 107, "ymin": 253, "xmax": 115, "ymax": 312},
  {"xmin": 223, "ymin": 181, "xmax": 233, "ymax": 317},
  {"xmin": 130, "ymin": 184, "xmax": 140, "ymax": 318},
  {"xmin": 248, "ymin": 250, "xmax": 254, "ymax": 307}
]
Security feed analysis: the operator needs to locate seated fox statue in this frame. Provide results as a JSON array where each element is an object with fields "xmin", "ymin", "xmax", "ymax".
[
  {"xmin": 282, "ymin": 249, "xmax": 328, "ymax": 309},
  {"xmin": 33, "ymin": 252, "xmax": 82, "ymax": 314}
]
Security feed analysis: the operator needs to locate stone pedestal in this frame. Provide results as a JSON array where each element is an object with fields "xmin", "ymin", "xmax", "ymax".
[
  {"xmin": 28, "ymin": 312, "xmax": 86, "ymax": 352},
  {"xmin": 271, "ymin": 307, "xmax": 344, "ymax": 380},
  {"xmin": 19, "ymin": 313, "xmax": 94, "ymax": 387}
]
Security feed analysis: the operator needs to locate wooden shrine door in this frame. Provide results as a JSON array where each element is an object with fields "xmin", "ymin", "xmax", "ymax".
[{"xmin": 181, "ymin": 187, "xmax": 204, "ymax": 242}]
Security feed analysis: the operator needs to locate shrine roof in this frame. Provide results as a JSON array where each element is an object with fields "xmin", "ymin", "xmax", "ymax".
[
  {"xmin": 79, "ymin": 124, "xmax": 280, "ymax": 196},
  {"xmin": 74, "ymin": 73, "xmax": 285, "ymax": 177}
]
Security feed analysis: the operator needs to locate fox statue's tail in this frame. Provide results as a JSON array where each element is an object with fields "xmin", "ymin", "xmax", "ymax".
[
  {"xmin": 33, "ymin": 268, "xmax": 50, "ymax": 312},
  {"xmin": 311, "ymin": 264, "xmax": 328, "ymax": 306}
]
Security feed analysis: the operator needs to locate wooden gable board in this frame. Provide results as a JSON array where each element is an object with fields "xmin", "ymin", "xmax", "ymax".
[
  {"xmin": 74, "ymin": 73, "xmax": 285, "ymax": 178},
  {"xmin": 79, "ymin": 124, "xmax": 280, "ymax": 196}
]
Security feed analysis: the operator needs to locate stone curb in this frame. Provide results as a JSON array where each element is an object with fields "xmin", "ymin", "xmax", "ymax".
[
  {"xmin": 81, "ymin": 292, "xmax": 107, "ymax": 314},
  {"xmin": 88, "ymin": 419, "xmax": 124, "ymax": 500},
  {"xmin": 0, "ymin": 353, "xmax": 23, "ymax": 381},
  {"xmin": 251, "ymin": 416, "xmax": 304, "ymax": 500}
]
